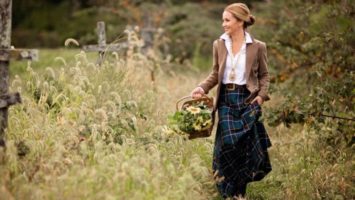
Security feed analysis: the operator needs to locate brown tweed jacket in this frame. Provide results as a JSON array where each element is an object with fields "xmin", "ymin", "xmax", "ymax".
[{"xmin": 198, "ymin": 34, "xmax": 270, "ymax": 112}]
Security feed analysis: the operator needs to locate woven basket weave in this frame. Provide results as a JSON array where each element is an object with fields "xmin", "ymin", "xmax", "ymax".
[{"xmin": 176, "ymin": 95, "xmax": 214, "ymax": 139}]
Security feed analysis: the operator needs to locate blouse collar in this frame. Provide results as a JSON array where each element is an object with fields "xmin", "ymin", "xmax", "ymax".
[{"xmin": 220, "ymin": 32, "xmax": 253, "ymax": 44}]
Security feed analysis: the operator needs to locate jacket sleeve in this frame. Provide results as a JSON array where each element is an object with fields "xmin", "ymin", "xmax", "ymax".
[
  {"xmin": 257, "ymin": 42, "xmax": 270, "ymax": 101},
  {"xmin": 198, "ymin": 40, "xmax": 219, "ymax": 94}
]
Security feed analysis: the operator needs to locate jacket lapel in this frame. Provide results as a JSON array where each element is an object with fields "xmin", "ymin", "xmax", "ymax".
[
  {"xmin": 218, "ymin": 40, "xmax": 227, "ymax": 83},
  {"xmin": 245, "ymin": 39, "xmax": 257, "ymax": 80},
  {"xmin": 218, "ymin": 35, "xmax": 257, "ymax": 83}
]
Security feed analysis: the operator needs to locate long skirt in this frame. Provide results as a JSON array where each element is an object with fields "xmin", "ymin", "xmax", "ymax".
[{"xmin": 212, "ymin": 84, "xmax": 272, "ymax": 198}]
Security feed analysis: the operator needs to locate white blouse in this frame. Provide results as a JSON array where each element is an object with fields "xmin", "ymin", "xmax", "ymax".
[{"xmin": 220, "ymin": 32, "xmax": 253, "ymax": 85}]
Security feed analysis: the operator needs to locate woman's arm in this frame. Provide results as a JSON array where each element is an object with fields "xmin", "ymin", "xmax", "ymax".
[{"xmin": 257, "ymin": 42, "xmax": 270, "ymax": 101}]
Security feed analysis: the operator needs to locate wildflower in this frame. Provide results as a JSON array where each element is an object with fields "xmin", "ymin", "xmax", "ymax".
[
  {"xmin": 186, "ymin": 106, "xmax": 201, "ymax": 114},
  {"xmin": 193, "ymin": 123, "xmax": 202, "ymax": 131},
  {"xmin": 169, "ymin": 102, "xmax": 212, "ymax": 135},
  {"xmin": 196, "ymin": 116, "xmax": 204, "ymax": 123},
  {"xmin": 201, "ymin": 119, "xmax": 212, "ymax": 130}
]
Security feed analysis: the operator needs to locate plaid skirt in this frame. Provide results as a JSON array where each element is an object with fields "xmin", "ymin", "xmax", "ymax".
[{"xmin": 212, "ymin": 84, "xmax": 272, "ymax": 198}]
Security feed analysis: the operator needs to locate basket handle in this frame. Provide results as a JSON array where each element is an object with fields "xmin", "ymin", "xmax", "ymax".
[{"xmin": 176, "ymin": 94, "xmax": 210, "ymax": 111}]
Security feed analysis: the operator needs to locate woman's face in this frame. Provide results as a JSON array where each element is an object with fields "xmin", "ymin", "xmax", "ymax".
[{"xmin": 222, "ymin": 11, "xmax": 243, "ymax": 35}]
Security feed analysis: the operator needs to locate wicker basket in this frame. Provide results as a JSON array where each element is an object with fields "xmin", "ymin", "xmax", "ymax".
[{"xmin": 176, "ymin": 95, "xmax": 214, "ymax": 139}]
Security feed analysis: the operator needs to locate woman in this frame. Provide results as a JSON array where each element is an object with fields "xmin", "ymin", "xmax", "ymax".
[{"xmin": 191, "ymin": 3, "xmax": 272, "ymax": 199}]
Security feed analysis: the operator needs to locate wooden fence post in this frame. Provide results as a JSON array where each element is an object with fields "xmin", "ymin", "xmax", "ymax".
[
  {"xmin": 0, "ymin": 0, "xmax": 37, "ymax": 147},
  {"xmin": 0, "ymin": 0, "xmax": 13, "ymax": 146}
]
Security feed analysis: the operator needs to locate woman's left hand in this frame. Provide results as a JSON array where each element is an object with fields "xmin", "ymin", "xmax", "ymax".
[{"xmin": 251, "ymin": 96, "xmax": 264, "ymax": 105}]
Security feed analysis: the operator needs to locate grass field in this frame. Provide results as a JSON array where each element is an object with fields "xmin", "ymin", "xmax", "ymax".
[{"xmin": 0, "ymin": 48, "xmax": 352, "ymax": 200}]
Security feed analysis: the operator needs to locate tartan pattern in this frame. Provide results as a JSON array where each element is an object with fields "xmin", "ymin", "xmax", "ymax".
[
  {"xmin": 219, "ymin": 101, "xmax": 261, "ymax": 146},
  {"xmin": 212, "ymin": 85, "xmax": 272, "ymax": 198}
]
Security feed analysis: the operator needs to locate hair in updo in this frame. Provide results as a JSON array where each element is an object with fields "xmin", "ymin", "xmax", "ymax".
[{"xmin": 225, "ymin": 3, "xmax": 255, "ymax": 29}]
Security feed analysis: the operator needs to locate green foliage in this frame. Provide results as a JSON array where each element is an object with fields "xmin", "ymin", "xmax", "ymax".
[
  {"xmin": 13, "ymin": 1, "xmax": 221, "ymax": 65},
  {"xmin": 250, "ymin": 0, "xmax": 354, "ymax": 198},
  {"xmin": 261, "ymin": 1, "xmax": 354, "ymax": 141},
  {"xmin": 13, "ymin": 0, "xmax": 264, "ymax": 67},
  {"xmin": 169, "ymin": 103, "xmax": 212, "ymax": 134},
  {"xmin": 161, "ymin": 3, "xmax": 221, "ymax": 61}
]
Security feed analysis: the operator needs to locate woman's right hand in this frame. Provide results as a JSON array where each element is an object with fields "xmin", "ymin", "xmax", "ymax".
[{"xmin": 191, "ymin": 87, "xmax": 205, "ymax": 99}]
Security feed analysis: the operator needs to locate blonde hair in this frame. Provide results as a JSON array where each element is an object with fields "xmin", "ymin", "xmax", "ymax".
[{"xmin": 225, "ymin": 3, "xmax": 255, "ymax": 28}]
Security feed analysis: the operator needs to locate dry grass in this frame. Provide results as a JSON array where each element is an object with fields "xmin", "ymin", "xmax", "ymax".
[{"xmin": 0, "ymin": 32, "xmax": 352, "ymax": 200}]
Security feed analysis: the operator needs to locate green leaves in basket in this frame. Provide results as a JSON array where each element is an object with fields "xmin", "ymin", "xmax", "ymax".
[{"xmin": 168, "ymin": 103, "xmax": 212, "ymax": 134}]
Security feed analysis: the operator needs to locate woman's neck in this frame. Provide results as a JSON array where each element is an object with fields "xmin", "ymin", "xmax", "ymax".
[{"xmin": 230, "ymin": 29, "xmax": 245, "ymax": 43}]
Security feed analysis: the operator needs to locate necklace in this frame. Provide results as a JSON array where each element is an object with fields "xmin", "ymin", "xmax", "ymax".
[{"xmin": 228, "ymin": 39, "xmax": 245, "ymax": 81}]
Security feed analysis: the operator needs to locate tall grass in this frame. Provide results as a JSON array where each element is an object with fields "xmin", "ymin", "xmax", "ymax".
[
  {"xmin": 1, "ymin": 29, "xmax": 352, "ymax": 199},
  {"xmin": 1, "ymin": 32, "xmax": 218, "ymax": 200}
]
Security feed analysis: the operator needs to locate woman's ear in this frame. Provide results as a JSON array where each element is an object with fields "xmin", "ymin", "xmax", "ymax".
[{"xmin": 236, "ymin": 18, "xmax": 244, "ymax": 28}]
